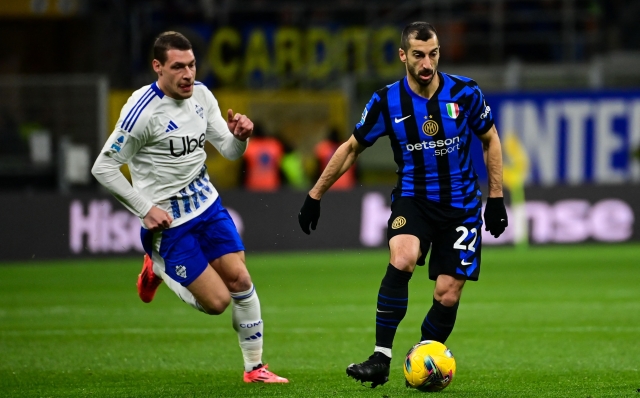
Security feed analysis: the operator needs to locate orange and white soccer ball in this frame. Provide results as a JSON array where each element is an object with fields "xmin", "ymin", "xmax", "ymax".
[{"xmin": 403, "ymin": 340, "xmax": 456, "ymax": 392}]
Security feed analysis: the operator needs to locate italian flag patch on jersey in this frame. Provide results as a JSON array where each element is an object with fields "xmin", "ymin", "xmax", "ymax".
[{"xmin": 446, "ymin": 103, "xmax": 459, "ymax": 119}]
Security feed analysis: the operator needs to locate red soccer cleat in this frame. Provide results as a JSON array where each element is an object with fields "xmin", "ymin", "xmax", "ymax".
[
  {"xmin": 243, "ymin": 364, "xmax": 289, "ymax": 383},
  {"xmin": 137, "ymin": 253, "xmax": 162, "ymax": 303}
]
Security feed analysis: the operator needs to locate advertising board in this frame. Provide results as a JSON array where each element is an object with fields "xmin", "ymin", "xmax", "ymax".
[{"xmin": 0, "ymin": 185, "xmax": 636, "ymax": 261}]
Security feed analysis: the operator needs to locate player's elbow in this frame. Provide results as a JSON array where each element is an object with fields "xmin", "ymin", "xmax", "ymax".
[
  {"xmin": 91, "ymin": 156, "xmax": 115, "ymax": 184},
  {"xmin": 91, "ymin": 160, "xmax": 104, "ymax": 180},
  {"xmin": 222, "ymin": 145, "xmax": 247, "ymax": 161}
]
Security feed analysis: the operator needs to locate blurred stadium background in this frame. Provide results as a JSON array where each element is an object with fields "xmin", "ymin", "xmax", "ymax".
[
  {"xmin": 1, "ymin": 1, "xmax": 639, "ymax": 396},
  {"xmin": 1, "ymin": 0, "xmax": 639, "ymax": 258}
]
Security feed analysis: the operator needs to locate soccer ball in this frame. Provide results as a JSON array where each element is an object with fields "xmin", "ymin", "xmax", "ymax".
[{"xmin": 403, "ymin": 340, "xmax": 456, "ymax": 392}]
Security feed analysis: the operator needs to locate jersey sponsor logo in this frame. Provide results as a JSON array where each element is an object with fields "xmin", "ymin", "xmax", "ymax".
[
  {"xmin": 169, "ymin": 133, "xmax": 206, "ymax": 157},
  {"xmin": 405, "ymin": 136, "xmax": 460, "ymax": 157},
  {"xmin": 391, "ymin": 216, "xmax": 406, "ymax": 229},
  {"xmin": 422, "ymin": 120, "xmax": 439, "ymax": 136},
  {"xmin": 394, "ymin": 115, "xmax": 412, "ymax": 123},
  {"xmin": 175, "ymin": 265, "xmax": 187, "ymax": 278},
  {"xmin": 446, "ymin": 103, "xmax": 459, "ymax": 119}
]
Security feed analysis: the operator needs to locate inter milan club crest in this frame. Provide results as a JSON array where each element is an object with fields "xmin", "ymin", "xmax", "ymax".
[
  {"xmin": 422, "ymin": 120, "xmax": 439, "ymax": 136},
  {"xmin": 446, "ymin": 103, "xmax": 459, "ymax": 119},
  {"xmin": 391, "ymin": 216, "xmax": 407, "ymax": 229}
]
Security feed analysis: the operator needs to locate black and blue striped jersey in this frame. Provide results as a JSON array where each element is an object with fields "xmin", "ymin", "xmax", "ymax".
[{"xmin": 353, "ymin": 72, "xmax": 494, "ymax": 209}]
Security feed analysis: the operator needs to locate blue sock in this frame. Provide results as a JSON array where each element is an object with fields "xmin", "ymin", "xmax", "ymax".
[
  {"xmin": 420, "ymin": 296, "xmax": 459, "ymax": 343},
  {"xmin": 375, "ymin": 264, "xmax": 412, "ymax": 349}
]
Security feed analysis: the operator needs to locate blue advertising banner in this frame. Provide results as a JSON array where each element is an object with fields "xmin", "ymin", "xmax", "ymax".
[{"xmin": 474, "ymin": 90, "xmax": 640, "ymax": 185}]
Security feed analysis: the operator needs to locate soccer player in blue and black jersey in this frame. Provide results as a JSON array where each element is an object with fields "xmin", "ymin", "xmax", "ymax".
[{"xmin": 298, "ymin": 22, "xmax": 508, "ymax": 387}]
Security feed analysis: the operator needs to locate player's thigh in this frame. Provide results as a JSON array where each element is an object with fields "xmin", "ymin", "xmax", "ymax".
[
  {"xmin": 196, "ymin": 199, "xmax": 246, "ymax": 267},
  {"xmin": 209, "ymin": 251, "xmax": 252, "ymax": 293},
  {"xmin": 387, "ymin": 197, "xmax": 434, "ymax": 267},
  {"xmin": 429, "ymin": 207, "xmax": 483, "ymax": 281},
  {"xmin": 186, "ymin": 265, "xmax": 231, "ymax": 315},
  {"xmin": 150, "ymin": 224, "xmax": 210, "ymax": 286}
]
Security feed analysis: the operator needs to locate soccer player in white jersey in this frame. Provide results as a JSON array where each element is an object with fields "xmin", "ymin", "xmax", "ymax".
[{"xmin": 92, "ymin": 31, "xmax": 288, "ymax": 383}]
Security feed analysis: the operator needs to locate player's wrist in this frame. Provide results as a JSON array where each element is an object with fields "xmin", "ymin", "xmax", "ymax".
[{"xmin": 307, "ymin": 191, "xmax": 322, "ymax": 201}]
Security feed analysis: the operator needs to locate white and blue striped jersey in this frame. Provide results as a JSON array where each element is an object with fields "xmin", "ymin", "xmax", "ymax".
[{"xmin": 93, "ymin": 81, "xmax": 247, "ymax": 228}]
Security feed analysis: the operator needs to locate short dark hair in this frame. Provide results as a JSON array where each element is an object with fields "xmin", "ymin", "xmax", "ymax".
[
  {"xmin": 153, "ymin": 31, "xmax": 192, "ymax": 64},
  {"xmin": 401, "ymin": 22, "xmax": 438, "ymax": 51}
]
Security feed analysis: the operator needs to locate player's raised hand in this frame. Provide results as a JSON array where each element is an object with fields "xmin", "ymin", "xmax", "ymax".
[
  {"xmin": 143, "ymin": 206, "xmax": 173, "ymax": 233},
  {"xmin": 227, "ymin": 109, "xmax": 253, "ymax": 141},
  {"xmin": 483, "ymin": 197, "xmax": 508, "ymax": 238},
  {"xmin": 298, "ymin": 194, "xmax": 321, "ymax": 235}
]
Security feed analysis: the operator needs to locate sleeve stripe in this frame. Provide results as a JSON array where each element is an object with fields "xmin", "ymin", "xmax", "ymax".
[
  {"xmin": 121, "ymin": 88, "xmax": 154, "ymax": 130},
  {"xmin": 124, "ymin": 93, "xmax": 157, "ymax": 132}
]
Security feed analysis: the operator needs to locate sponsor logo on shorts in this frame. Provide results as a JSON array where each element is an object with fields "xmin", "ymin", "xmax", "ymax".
[
  {"xmin": 175, "ymin": 265, "xmax": 187, "ymax": 278},
  {"xmin": 391, "ymin": 216, "xmax": 406, "ymax": 229}
]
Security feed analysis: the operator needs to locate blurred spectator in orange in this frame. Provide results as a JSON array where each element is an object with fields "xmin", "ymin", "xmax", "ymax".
[
  {"xmin": 241, "ymin": 124, "xmax": 284, "ymax": 191},
  {"xmin": 314, "ymin": 128, "xmax": 356, "ymax": 190}
]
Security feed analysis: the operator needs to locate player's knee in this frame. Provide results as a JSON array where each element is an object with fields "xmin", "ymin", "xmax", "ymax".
[
  {"xmin": 435, "ymin": 287, "xmax": 461, "ymax": 307},
  {"xmin": 438, "ymin": 293, "xmax": 460, "ymax": 307},
  {"xmin": 201, "ymin": 295, "xmax": 231, "ymax": 315},
  {"xmin": 226, "ymin": 269, "xmax": 253, "ymax": 292},
  {"xmin": 389, "ymin": 254, "xmax": 419, "ymax": 270}
]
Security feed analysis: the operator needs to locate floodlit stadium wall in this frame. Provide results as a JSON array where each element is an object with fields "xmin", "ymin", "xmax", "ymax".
[
  {"xmin": 0, "ymin": 185, "xmax": 637, "ymax": 262},
  {"xmin": 473, "ymin": 90, "xmax": 640, "ymax": 185}
]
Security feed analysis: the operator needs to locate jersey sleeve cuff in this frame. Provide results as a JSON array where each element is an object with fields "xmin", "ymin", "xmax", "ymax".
[
  {"xmin": 353, "ymin": 130, "xmax": 373, "ymax": 147},
  {"xmin": 136, "ymin": 201, "xmax": 154, "ymax": 219},
  {"xmin": 473, "ymin": 120, "xmax": 494, "ymax": 136}
]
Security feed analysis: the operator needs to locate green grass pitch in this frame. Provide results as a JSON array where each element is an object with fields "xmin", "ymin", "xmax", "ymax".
[{"xmin": 1, "ymin": 244, "xmax": 639, "ymax": 397}]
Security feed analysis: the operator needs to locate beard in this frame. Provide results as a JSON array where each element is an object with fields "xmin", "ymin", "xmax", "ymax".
[{"xmin": 409, "ymin": 66, "xmax": 436, "ymax": 87}]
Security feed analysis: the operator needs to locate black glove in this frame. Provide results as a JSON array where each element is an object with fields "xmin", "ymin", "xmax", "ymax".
[
  {"xmin": 484, "ymin": 197, "xmax": 508, "ymax": 238},
  {"xmin": 298, "ymin": 194, "xmax": 321, "ymax": 235}
]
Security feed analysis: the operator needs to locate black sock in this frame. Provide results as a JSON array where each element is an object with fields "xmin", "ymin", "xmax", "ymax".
[
  {"xmin": 375, "ymin": 264, "xmax": 413, "ymax": 349},
  {"xmin": 420, "ymin": 296, "xmax": 459, "ymax": 343}
]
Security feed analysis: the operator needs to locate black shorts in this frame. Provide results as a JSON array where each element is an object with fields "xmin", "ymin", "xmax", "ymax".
[{"xmin": 387, "ymin": 196, "xmax": 483, "ymax": 281}]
